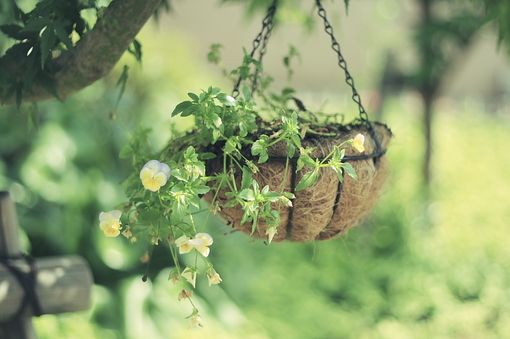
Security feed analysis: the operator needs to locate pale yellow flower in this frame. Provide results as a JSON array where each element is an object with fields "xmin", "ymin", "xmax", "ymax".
[
  {"xmin": 175, "ymin": 233, "xmax": 214, "ymax": 257},
  {"xmin": 140, "ymin": 160, "xmax": 171, "ymax": 192},
  {"xmin": 181, "ymin": 267, "xmax": 197, "ymax": 288},
  {"xmin": 99, "ymin": 210, "xmax": 122, "ymax": 237},
  {"xmin": 266, "ymin": 227, "xmax": 278, "ymax": 244},
  {"xmin": 190, "ymin": 314, "xmax": 203, "ymax": 328},
  {"xmin": 188, "ymin": 233, "xmax": 213, "ymax": 257},
  {"xmin": 352, "ymin": 133, "xmax": 365, "ymax": 153},
  {"xmin": 207, "ymin": 269, "xmax": 222, "ymax": 286},
  {"xmin": 175, "ymin": 235, "xmax": 193, "ymax": 254}
]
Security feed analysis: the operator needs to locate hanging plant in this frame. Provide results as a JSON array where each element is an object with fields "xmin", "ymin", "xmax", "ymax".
[{"xmin": 99, "ymin": 0, "xmax": 391, "ymax": 325}]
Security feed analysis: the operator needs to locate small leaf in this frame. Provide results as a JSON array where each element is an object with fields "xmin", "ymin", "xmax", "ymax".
[
  {"xmin": 39, "ymin": 25, "xmax": 57, "ymax": 69},
  {"xmin": 344, "ymin": 0, "xmax": 350, "ymax": 14},
  {"xmin": 241, "ymin": 166, "xmax": 253, "ymax": 189},
  {"xmin": 238, "ymin": 189, "xmax": 255, "ymax": 201},
  {"xmin": 119, "ymin": 145, "xmax": 132, "ymax": 159},
  {"xmin": 198, "ymin": 152, "xmax": 216, "ymax": 160},
  {"xmin": 0, "ymin": 24, "xmax": 25, "ymax": 40},
  {"xmin": 171, "ymin": 101, "xmax": 192, "ymax": 116},
  {"xmin": 187, "ymin": 92, "xmax": 199, "ymax": 101},
  {"xmin": 342, "ymin": 162, "xmax": 357, "ymax": 180},
  {"xmin": 251, "ymin": 138, "xmax": 269, "ymax": 164},
  {"xmin": 295, "ymin": 169, "xmax": 320, "ymax": 192},
  {"xmin": 207, "ymin": 43, "xmax": 222, "ymax": 64},
  {"xmin": 224, "ymin": 137, "xmax": 239, "ymax": 154},
  {"xmin": 264, "ymin": 192, "xmax": 281, "ymax": 202},
  {"xmin": 53, "ymin": 24, "xmax": 73, "ymax": 50},
  {"xmin": 114, "ymin": 65, "xmax": 129, "ymax": 109},
  {"xmin": 241, "ymin": 84, "xmax": 252, "ymax": 101},
  {"xmin": 128, "ymin": 39, "xmax": 142, "ymax": 63}
]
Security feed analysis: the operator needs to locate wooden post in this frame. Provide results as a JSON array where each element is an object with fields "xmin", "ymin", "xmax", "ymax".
[{"xmin": 0, "ymin": 192, "xmax": 93, "ymax": 339}]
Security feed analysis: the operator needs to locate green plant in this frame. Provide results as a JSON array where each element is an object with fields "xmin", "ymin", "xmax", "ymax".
[{"xmin": 98, "ymin": 50, "xmax": 366, "ymax": 325}]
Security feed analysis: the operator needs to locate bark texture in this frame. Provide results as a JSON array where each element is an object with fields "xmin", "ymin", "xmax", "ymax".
[{"xmin": 0, "ymin": 0, "xmax": 161, "ymax": 104}]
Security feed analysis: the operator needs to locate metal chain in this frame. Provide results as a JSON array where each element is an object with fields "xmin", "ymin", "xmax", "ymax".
[
  {"xmin": 315, "ymin": 0, "xmax": 367, "ymax": 121},
  {"xmin": 315, "ymin": 0, "xmax": 381, "ymax": 153},
  {"xmin": 251, "ymin": 7, "xmax": 276, "ymax": 94},
  {"xmin": 232, "ymin": 0, "xmax": 277, "ymax": 98}
]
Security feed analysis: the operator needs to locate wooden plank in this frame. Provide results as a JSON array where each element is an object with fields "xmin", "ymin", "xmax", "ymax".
[
  {"xmin": 0, "ymin": 192, "xmax": 21, "ymax": 256},
  {"xmin": 0, "ymin": 192, "xmax": 36, "ymax": 339},
  {"xmin": 0, "ymin": 256, "xmax": 93, "ymax": 320}
]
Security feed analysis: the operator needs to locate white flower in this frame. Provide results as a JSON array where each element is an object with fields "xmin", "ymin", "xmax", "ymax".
[
  {"xmin": 266, "ymin": 227, "xmax": 278, "ymax": 244},
  {"xmin": 140, "ymin": 160, "xmax": 171, "ymax": 192},
  {"xmin": 190, "ymin": 314, "xmax": 203, "ymax": 328},
  {"xmin": 225, "ymin": 95, "xmax": 236, "ymax": 106},
  {"xmin": 352, "ymin": 133, "xmax": 365, "ymax": 153},
  {"xmin": 175, "ymin": 235, "xmax": 193, "ymax": 254},
  {"xmin": 175, "ymin": 233, "xmax": 214, "ymax": 257},
  {"xmin": 99, "ymin": 210, "xmax": 122, "ymax": 237},
  {"xmin": 207, "ymin": 269, "xmax": 222, "ymax": 286},
  {"xmin": 181, "ymin": 267, "xmax": 197, "ymax": 288},
  {"xmin": 188, "ymin": 233, "xmax": 214, "ymax": 257}
]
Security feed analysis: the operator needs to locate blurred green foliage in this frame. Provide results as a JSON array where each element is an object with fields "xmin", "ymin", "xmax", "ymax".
[{"xmin": 0, "ymin": 1, "xmax": 510, "ymax": 339}]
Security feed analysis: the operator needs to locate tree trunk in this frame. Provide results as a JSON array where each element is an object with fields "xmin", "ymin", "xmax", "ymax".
[
  {"xmin": 422, "ymin": 92, "xmax": 434, "ymax": 187},
  {"xmin": 418, "ymin": 0, "xmax": 437, "ymax": 189}
]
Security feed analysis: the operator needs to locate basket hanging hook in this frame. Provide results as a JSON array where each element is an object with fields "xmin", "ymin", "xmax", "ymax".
[
  {"xmin": 315, "ymin": 0, "xmax": 382, "ymax": 155},
  {"xmin": 232, "ymin": 0, "xmax": 278, "ymax": 98}
]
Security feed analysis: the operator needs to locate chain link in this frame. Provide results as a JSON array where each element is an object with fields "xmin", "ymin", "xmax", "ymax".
[
  {"xmin": 315, "ymin": 0, "xmax": 381, "ymax": 153},
  {"xmin": 232, "ymin": 0, "xmax": 277, "ymax": 98},
  {"xmin": 315, "ymin": 0, "xmax": 367, "ymax": 121},
  {"xmin": 251, "ymin": 6, "xmax": 276, "ymax": 94},
  {"xmin": 231, "ymin": 0, "xmax": 382, "ymax": 155}
]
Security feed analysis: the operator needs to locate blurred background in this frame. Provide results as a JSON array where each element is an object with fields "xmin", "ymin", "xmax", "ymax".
[{"xmin": 1, "ymin": 0, "xmax": 510, "ymax": 338}]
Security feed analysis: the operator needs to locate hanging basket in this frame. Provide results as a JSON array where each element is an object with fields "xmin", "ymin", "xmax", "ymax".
[
  {"xmin": 205, "ymin": 122, "xmax": 391, "ymax": 241},
  {"xmin": 203, "ymin": 0, "xmax": 394, "ymax": 241}
]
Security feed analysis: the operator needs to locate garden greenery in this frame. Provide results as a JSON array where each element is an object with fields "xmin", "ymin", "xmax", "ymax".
[{"xmin": 99, "ymin": 49, "xmax": 365, "ymax": 325}]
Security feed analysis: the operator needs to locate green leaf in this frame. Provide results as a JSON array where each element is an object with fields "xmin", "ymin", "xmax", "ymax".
[
  {"xmin": 240, "ymin": 207, "xmax": 253, "ymax": 225},
  {"xmin": 114, "ymin": 65, "xmax": 129, "ymax": 109},
  {"xmin": 180, "ymin": 104, "xmax": 196, "ymax": 117},
  {"xmin": 296, "ymin": 148, "xmax": 315, "ymax": 171},
  {"xmin": 119, "ymin": 145, "xmax": 132, "ymax": 159},
  {"xmin": 207, "ymin": 43, "xmax": 222, "ymax": 64},
  {"xmin": 264, "ymin": 191, "xmax": 281, "ymax": 202},
  {"xmin": 0, "ymin": 24, "xmax": 26, "ymax": 40},
  {"xmin": 53, "ymin": 24, "xmax": 73, "ymax": 50},
  {"xmin": 187, "ymin": 92, "xmax": 199, "ymax": 101},
  {"xmin": 198, "ymin": 152, "xmax": 216, "ymax": 160},
  {"xmin": 295, "ymin": 169, "xmax": 320, "ymax": 192},
  {"xmin": 238, "ymin": 189, "xmax": 255, "ymax": 201},
  {"xmin": 39, "ymin": 25, "xmax": 56, "ymax": 68},
  {"xmin": 251, "ymin": 137, "xmax": 269, "ymax": 164},
  {"xmin": 128, "ymin": 39, "xmax": 142, "ymax": 63},
  {"xmin": 250, "ymin": 211, "xmax": 259, "ymax": 234},
  {"xmin": 224, "ymin": 137, "xmax": 239, "ymax": 154},
  {"xmin": 241, "ymin": 84, "xmax": 252, "ymax": 101},
  {"xmin": 342, "ymin": 162, "xmax": 357, "ymax": 180},
  {"xmin": 171, "ymin": 101, "xmax": 192, "ymax": 116},
  {"xmin": 241, "ymin": 166, "xmax": 253, "ymax": 189},
  {"xmin": 195, "ymin": 185, "xmax": 210, "ymax": 195}
]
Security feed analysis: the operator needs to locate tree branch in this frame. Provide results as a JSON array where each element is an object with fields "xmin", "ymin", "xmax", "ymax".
[{"xmin": 0, "ymin": 0, "xmax": 162, "ymax": 104}]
